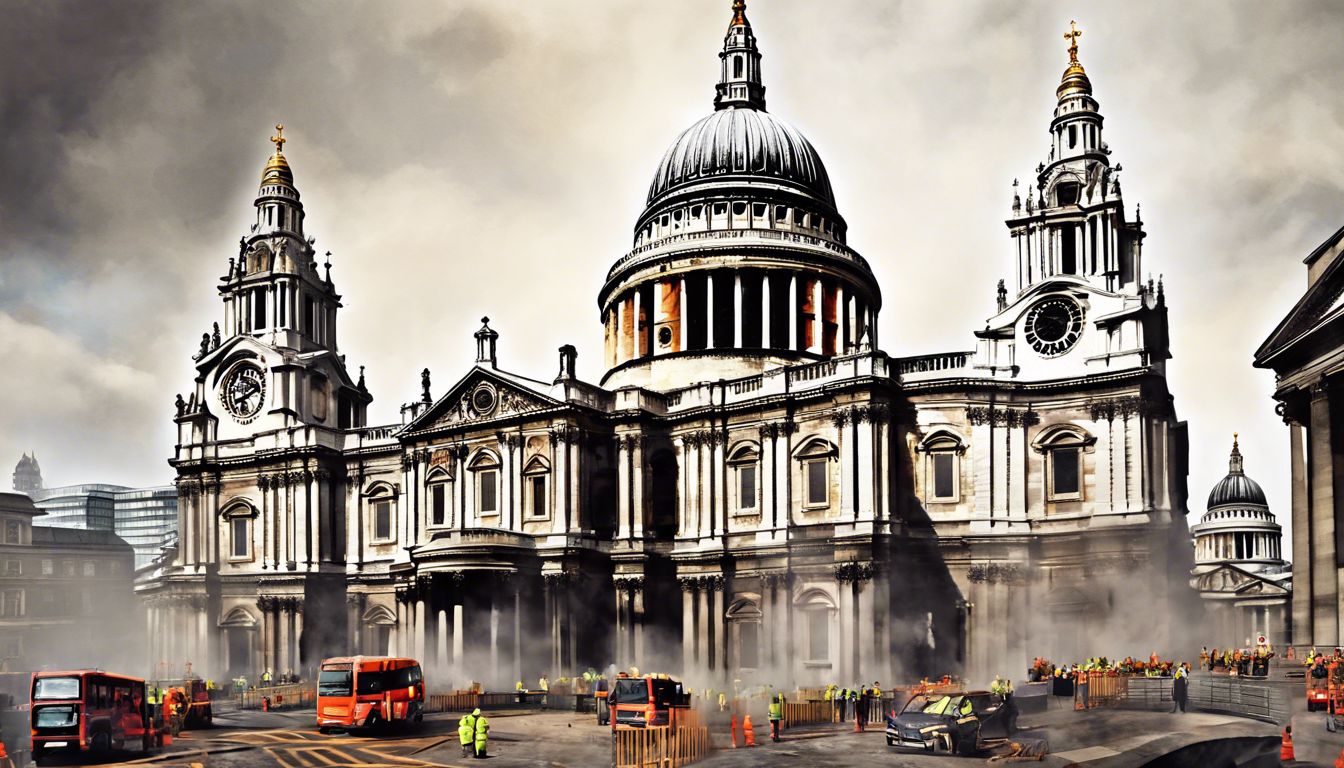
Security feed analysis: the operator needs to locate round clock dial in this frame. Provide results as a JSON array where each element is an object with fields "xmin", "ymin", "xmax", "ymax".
[
  {"xmin": 471, "ymin": 384, "xmax": 497, "ymax": 415},
  {"xmin": 1024, "ymin": 298, "xmax": 1084, "ymax": 357},
  {"xmin": 221, "ymin": 363, "xmax": 267, "ymax": 422}
]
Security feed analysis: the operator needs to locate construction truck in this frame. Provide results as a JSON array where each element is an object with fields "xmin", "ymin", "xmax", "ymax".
[
  {"xmin": 609, "ymin": 674, "xmax": 690, "ymax": 729},
  {"xmin": 156, "ymin": 677, "xmax": 213, "ymax": 733}
]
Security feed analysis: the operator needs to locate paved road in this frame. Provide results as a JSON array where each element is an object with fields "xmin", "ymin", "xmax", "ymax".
[{"xmin": 51, "ymin": 701, "xmax": 1281, "ymax": 768}]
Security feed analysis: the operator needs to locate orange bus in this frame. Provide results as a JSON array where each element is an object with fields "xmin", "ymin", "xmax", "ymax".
[
  {"xmin": 316, "ymin": 656, "xmax": 424, "ymax": 733},
  {"xmin": 31, "ymin": 670, "xmax": 154, "ymax": 762}
]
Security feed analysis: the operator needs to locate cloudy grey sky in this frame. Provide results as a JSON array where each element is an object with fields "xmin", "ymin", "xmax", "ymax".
[{"xmin": 2, "ymin": 1, "xmax": 1341, "ymax": 551}]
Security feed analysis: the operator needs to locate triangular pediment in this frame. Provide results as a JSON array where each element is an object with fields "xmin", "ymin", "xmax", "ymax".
[
  {"xmin": 402, "ymin": 367, "xmax": 563, "ymax": 435},
  {"xmin": 1191, "ymin": 563, "xmax": 1288, "ymax": 596},
  {"xmin": 1256, "ymin": 227, "xmax": 1344, "ymax": 362}
]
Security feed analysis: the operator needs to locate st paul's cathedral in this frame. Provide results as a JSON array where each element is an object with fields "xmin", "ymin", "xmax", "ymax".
[{"xmin": 140, "ymin": 4, "xmax": 1196, "ymax": 687}]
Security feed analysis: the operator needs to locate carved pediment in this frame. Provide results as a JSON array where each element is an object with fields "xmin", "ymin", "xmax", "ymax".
[{"xmin": 405, "ymin": 370, "xmax": 560, "ymax": 434}]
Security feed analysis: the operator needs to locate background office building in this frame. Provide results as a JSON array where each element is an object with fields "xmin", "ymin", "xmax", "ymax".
[{"xmin": 10, "ymin": 456, "xmax": 178, "ymax": 569}]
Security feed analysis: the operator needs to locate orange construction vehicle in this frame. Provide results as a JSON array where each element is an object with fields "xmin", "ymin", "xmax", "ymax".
[
  {"xmin": 30, "ymin": 669, "xmax": 156, "ymax": 762},
  {"xmin": 609, "ymin": 674, "xmax": 690, "ymax": 729},
  {"xmin": 157, "ymin": 677, "xmax": 213, "ymax": 732},
  {"xmin": 316, "ymin": 656, "xmax": 424, "ymax": 733}
]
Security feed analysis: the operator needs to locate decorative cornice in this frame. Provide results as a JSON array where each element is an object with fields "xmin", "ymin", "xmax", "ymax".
[
  {"xmin": 966, "ymin": 562, "xmax": 1026, "ymax": 585},
  {"xmin": 834, "ymin": 562, "xmax": 876, "ymax": 584},
  {"xmin": 967, "ymin": 406, "xmax": 1040, "ymax": 427}
]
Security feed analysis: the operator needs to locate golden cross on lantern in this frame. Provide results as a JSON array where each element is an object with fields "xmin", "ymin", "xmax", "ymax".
[
  {"xmin": 270, "ymin": 123, "xmax": 286, "ymax": 153},
  {"xmin": 1064, "ymin": 20, "xmax": 1082, "ymax": 64}
]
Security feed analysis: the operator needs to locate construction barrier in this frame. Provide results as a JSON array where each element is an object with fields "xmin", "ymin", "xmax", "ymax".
[
  {"xmin": 612, "ymin": 709, "xmax": 712, "ymax": 768},
  {"xmin": 239, "ymin": 684, "xmax": 313, "ymax": 710},
  {"xmin": 1075, "ymin": 673, "xmax": 1127, "ymax": 709},
  {"xmin": 781, "ymin": 700, "xmax": 830, "ymax": 729},
  {"xmin": 424, "ymin": 691, "xmax": 538, "ymax": 713}
]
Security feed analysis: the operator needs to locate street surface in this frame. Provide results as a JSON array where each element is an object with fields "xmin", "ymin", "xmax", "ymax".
[{"xmin": 46, "ymin": 696, "xmax": 1294, "ymax": 768}]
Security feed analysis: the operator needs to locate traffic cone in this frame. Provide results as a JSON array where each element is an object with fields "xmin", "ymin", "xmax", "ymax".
[
  {"xmin": 730, "ymin": 714, "xmax": 739, "ymax": 748},
  {"xmin": 743, "ymin": 715, "xmax": 756, "ymax": 747},
  {"xmin": 1280, "ymin": 726, "xmax": 1294, "ymax": 762}
]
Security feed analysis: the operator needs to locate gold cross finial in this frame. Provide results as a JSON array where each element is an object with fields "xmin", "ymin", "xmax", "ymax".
[
  {"xmin": 1064, "ymin": 20, "xmax": 1082, "ymax": 64},
  {"xmin": 270, "ymin": 123, "xmax": 286, "ymax": 154}
]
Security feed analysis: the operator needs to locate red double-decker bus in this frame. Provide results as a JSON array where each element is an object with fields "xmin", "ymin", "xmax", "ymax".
[
  {"xmin": 30, "ymin": 670, "xmax": 154, "ymax": 761},
  {"xmin": 316, "ymin": 656, "xmax": 424, "ymax": 733}
]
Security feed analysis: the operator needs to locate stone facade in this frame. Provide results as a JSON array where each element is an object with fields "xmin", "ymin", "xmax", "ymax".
[
  {"xmin": 141, "ymin": 5, "xmax": 1195, "ymax": 688},
  {"xmin": 1255, "ymin": 221, "xmax": 1344, "ymax": 652}
]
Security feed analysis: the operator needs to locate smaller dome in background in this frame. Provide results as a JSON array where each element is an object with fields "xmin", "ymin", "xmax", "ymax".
[{"xmin": 1206, "ymin": 434, "xmax": 1268, "ymax": 509}]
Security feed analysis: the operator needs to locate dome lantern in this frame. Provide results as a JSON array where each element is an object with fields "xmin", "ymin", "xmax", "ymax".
[{"xmin": 714, "ymin": 0, "xmax": 766, "ymax": 112}]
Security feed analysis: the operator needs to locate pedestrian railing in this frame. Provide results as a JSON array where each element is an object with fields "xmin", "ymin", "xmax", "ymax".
[
  {"xmin": 1076, "ymin": 673, "xmax": 1128, "ymax": 709},
  {"xmin": 612, "ymin": 708, "xmax": 712, "ymax": 768}
]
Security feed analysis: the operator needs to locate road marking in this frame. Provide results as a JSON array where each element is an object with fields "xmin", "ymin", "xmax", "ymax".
[{"xmin": 1053, "ymin": 745, "xmax": 1121, "ymax": 762}]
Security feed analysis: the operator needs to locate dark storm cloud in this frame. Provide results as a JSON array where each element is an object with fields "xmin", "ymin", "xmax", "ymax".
[{"xmin": 1, "ymin": 0, "xmax": 1341, "ymax": 554}]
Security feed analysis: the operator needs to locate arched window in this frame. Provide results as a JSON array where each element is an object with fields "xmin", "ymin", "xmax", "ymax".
[
  {"xmin": 728, "ymin": 441, "xmax": 761, "ymax": 515},
  {"xmin": 364, "ymin": 482, "xmax": 397, "ymax": 542},
  {"xmin": 522, "ymin": 455, "xmax": 551, "ymax": 520},
  {"xmin": 917, "ymin": 429, "xmax": 967, "ymax": 503},
  {"xmin": 726, "ymin": 598, "xmax": 763, "ymax": 671},
  {"xmin": 221, "ymin": 501, "xmax": 258, "ymax": 561},
  {"xmin": 733, "ymin": 55, "xmax": 743, "ymax": 78},
  {"xmin": 1032, "ymin": 425, "xmax": 1096, "ymax": 502},
  {"xmin": 793, "ymin": 437, "xmax": 837, "ymax": 509},
  {"xmin": 794, "ymin": 588, "xmax": 836, "ymax": 664},
  {"xmin": 426, "ymin": 466, "xmax": 452, "ymax": 527},
  {"xmin": 468, "ymin": 449, "xmax": 501, "ymax": 519}
]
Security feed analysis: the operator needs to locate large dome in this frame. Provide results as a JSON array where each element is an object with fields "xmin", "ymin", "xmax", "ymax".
[
  {"xmin": 1207, "ymin": 473, "xmax": 1267, "ymax": 509},
  {"xmin": 646, "ymin": 108, "xmax": 835, "ymax": 209}
]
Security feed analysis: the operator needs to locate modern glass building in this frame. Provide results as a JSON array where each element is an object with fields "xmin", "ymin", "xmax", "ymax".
[{"xmin": 22, "ymin": 483, "xmax": 176, "ymax": 570}]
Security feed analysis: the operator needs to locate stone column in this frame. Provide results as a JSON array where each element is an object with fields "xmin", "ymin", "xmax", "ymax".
[
  {"xmin": 710, "ymin": 580, "xmax": 725, "ymax": 682},
  {"xmin": 761, "ymin": 273, "xmax": 771, "ymax": 348},
  {"xmin": 453, "ymin": 603, "xmax": 465, "ymax": 668},
  {"xmin": 1310, "ymin": 384, "xmax": 1338, "ymax": 644},
  {"xmin": 415, "ymin": 595, "xmax": 427, "ymax": 665},
  {"xmin": 294, "ymin": 604, "xmax": 305, "ymax": 674},
  {"xmin": 837, "ymin": 410, "xmax": 855, "ymax": 517},
  {"xmin": 835, "ymin": 284, "xmax": 846, "ymax": 353},
  {"xmin": 706, "ymin": 273, "xmax": 716, "ymax": 349},
  {"xmin": 857, "ymin": 576, "xmax": 876, "ymax": 678},
  {"xmin": 616, "ymin": 436, "xmax": 632, "ymax": 539},
  {"xmin": 681, "ymin": 580, "xmax": 696, "ymax": 675},
  {"xmin": 679, "ymin": 277, "xmax": 689, "ymax": 350},
  {"xmin": 437, "ymin": 609, "xmax": 449, "ymax": 674},
  {"xmin": 788, "ymin": 274, "xmax": 798, "ymax": 351},
  {"xmin": 733, "ymin": 271, "xmax": 744, "ymax": 347},
  {"xmin": 632, "ymin": 581, "xmax": 646, "ymax": 667},
  {"xmin": 856, "ymin": 414, "xmax": 876, "ymax": 520},
  {"xmin": 696, "ymin": 585, "xmax": 711, "ymax": 671},
  {"xmin": 633, "ymin": 288, "xmax": 644, "ymax": 358},
  {"xmin": 810, "ymin": 278, "xmax": 823, "ymax": 354},
  {"xmin": 631, "ymin": 437, "xmax": 645, "ymax": 538},
  {"xmin": 1291, "ymin": 418, "xmax": 1311, "ymax": 640}
]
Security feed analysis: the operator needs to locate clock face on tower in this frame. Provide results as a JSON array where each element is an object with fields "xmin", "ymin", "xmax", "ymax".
[
  {"xmin": 221, "ymin": 363, "xmax": 267, "ymax": 423},
  {"xmin": 1024, "ymin": 298, "xmax": 1085, "ymax": 357}
]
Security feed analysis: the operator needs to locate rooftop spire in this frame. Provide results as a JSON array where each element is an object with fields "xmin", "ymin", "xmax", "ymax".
[
  {"xmin": 714, "ymin": 0, "xmax": 766, "ymax": 111},
  {"xmin": 262, "ymin": 122, "xmax": 294, "ymax": 185},
  {"xmin": 1229, "ymin": 433, "xmax": 1244, "ymax": 475},
  {"xmin": 1057, "ymin": 20, "xmax": 1093, "ymax": 99}
]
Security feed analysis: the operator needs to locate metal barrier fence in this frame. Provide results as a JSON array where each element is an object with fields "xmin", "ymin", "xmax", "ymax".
[
  {"xmin": 424, "ymin": 691, "xmax": 539, "ymax": 713},
  {"xmin": 1076, "ymin": 673, "xmax": 1127, "ymax": 709},
  {"xmin": 1082, "ymin": 674, "xmax": 1291, "ymax": 724},
  {"xmin": 612, "ymin": 709, "xmax": 711, "ymax": 768},
  {"xmin": 781, "ymin": 701, "xmax": 831, "ymax": 728},
  {"xmin": 239, "ymin": 683, "xmax": 313, "ymax": 710}
]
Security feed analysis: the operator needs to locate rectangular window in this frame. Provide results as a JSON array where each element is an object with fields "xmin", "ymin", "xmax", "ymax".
[
  {"xmin": 807, "ymin": 609, "xmax": 829, "ymax": 661},
  {"xmin": 374, "ymin": 500, "xmax": 392, "ymax": 540},
  {"xmin": 529, "ymin": 476, "xmax": 547, "ymax": 518},
  {"xmin": 2, "ymin": 590, "xmax": 22, "ymax": 618},
  {"xmin": 253, "ymin": 289, "xmax": 267, "ymax": 331},
  {"xmin": 4, "ymin": 560, "xmax": 19, "ymax": 577},
  {"xmin": 479, "ymin": 471, "xmax": 498, "ymax": 514},
  {"xmin": 932, "ymin": 453, "xmax": 956, "ymax": 500},
  {"xmin": 82, "ymin": 562, "xmax": 95, "ymax": 577},
  {"xmin": 231, "ymin": 517, "xmax": 249, "ymax": 558},
  {"xmin": 1051, "ymin": 448, "xmax": 1081, "ymax": 498},
  {"xmin": 805, "ymin": 460, "xmax": 828, "ymax": 506},
  {"xmin": 738, "ymin": 465, "xmax": 757, "ymax": 510},
  {"xmin": 41, "ymin": 559, "xmax": 53, "ymax": 576},
  {"xmin": 431, "ymin": 484, "xmax": 446, "ymax": 526}
]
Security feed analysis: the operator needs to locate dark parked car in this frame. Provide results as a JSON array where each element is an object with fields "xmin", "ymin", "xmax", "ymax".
[{"xmin": 885, "ymin": 691, "xmax": 1015, "ymax": 755}]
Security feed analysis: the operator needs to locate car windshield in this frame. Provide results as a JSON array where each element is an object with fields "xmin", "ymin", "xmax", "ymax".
[
  {"xmin": 318, "ymin": 667, "xmax": 352, "ymax": 697},
  {"xmin": 614, "ymin": 679, "xmax": 648, "ymax": 704},
  {"xmin": 905, "ymin": 695, "xmax": 952, "ymax": 715},
  {"xmin": 33, "ymin": 677, "xmax": 80, "ymax": 700}
]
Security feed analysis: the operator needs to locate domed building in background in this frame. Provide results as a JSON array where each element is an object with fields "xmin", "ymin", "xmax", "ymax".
[
  {"xmin": 144, "ymin": 4, "xmax": 1196, "ymax": 688},
  {"xmin": 1190, "ymin": 436, "xmax": 1291, "ymax": 647}
]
